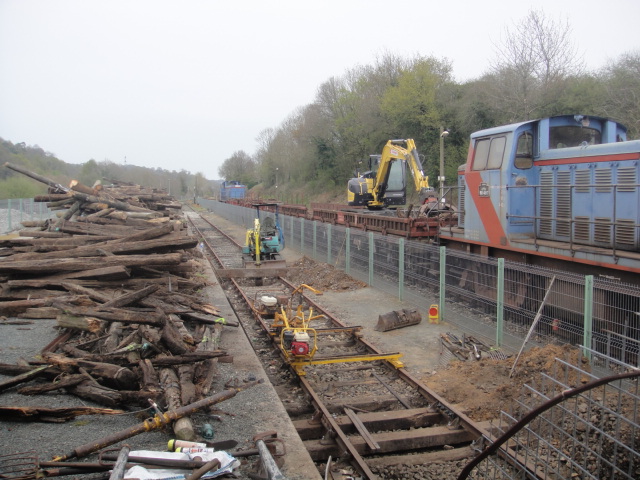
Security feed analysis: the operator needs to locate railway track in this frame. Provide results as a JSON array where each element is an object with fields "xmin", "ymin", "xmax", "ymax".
[{"xmin": 185, "ymin": 209, "xmax": 495, "ymax": 479}]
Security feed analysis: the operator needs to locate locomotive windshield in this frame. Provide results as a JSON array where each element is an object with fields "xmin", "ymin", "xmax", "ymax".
[{"xmin": 550, "ymin": 126, "xmax": 601, "ymax": 149}]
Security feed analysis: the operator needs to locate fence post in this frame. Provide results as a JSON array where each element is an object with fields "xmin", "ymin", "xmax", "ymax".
[
  {"xmin": 345, "ymin": 228, "xmax": 351, "ymax": 275},
  {"xmin": 398, "ymin": 238, "xmax": 405, "ymax": 301},
  {"xmin": 7, "ymin": 198, "xmax": 12, "ymax": 232},
  {"xmin": 19, "ymin": 198, "xmax": 24, "ymax": 225},
  {"xmin": 496, "ymin": 258, "xmax": 505, "ymax": 347},
  {"xmin": 368, "ymin": 232, "xmax": 374, "ymax": 286},
  {"xmin": 290, "ymin": 215, "xmax": 294, "ymax": 250},
  {"xmin": 583, "ymin": 275, "xmax": 594, "ymax": 362},
  {"xmin": 327, "ymin": 224, "xmax": 332, "ymax": 264},
  {"xmin": 313, "ymin": 221, "xmax": 317, "ymax": 261},
  {"xmin": 439, "ymin": 246, "xmax": 446, "ymax": 322},
  {"xmin": 300, "ymin": 218, "xmax": 305, "ymax": 254}
]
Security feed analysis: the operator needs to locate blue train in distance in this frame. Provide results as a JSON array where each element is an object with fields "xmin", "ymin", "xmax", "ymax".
[{"xmin": 220, "ymin": 181, "xmax": 246, "ymax": 202}]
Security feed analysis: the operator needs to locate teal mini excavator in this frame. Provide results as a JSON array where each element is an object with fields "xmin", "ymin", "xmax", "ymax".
[{"xmin": 242, "ymin": 203, "xmax": 285, "ymax": 267}]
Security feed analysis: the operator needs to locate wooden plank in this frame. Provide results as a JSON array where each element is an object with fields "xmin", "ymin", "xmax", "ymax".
[
  {"xmin": 215, "ymin": 267, "xmax": 299, "ymax": 279},
  {"xmin": 303, "ymin": 425, "xmax": 479, "ymax": 460},
  {"xmin": 0, "ymin": 253, "xmax": 183, "ymax": 274},
  {"xmin": 47, "ymin": 265, "xmax": 132, "ymax": 281},
  {"xmin": 293, "ymin": 407, "xmax": 441, "ymax": 439},
  {"xmin": 0, "ymin": 405, "xmax": 124, "ymax": 422},
  {"xmin": 344, "ymin": 408, "xmax": 380, "ymax": 451},
  {"xmin": 0, "ymin": 365, "xmax": 49, "ymax": 393}
]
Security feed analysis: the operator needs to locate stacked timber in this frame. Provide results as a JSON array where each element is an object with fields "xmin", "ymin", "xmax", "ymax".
[{"xmin": 0, "ymin": 163, "xmax": 232, "ymax": 440}]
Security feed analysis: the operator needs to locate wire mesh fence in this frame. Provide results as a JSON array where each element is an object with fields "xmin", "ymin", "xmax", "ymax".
[
  {"xmin": 475, "ymin": 347, "xmax": 639, "ymax": 480},
  {"xmin": 0, "ymin": 198, "xmax": 56, "ymax": 235},
  {"xmin": 200, "ymin": 198, "xmax": 640, "ymax": 367}
]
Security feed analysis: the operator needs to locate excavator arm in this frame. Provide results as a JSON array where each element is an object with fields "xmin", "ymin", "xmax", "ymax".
[{"xmin": 403, "ymin": 139, "xmax": 434, "ymax": 202}]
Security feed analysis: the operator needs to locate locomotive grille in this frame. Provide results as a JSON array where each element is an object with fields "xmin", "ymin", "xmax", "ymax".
[
  {"xmin": 617, "ymin": 167, "xmax": 636, "ymax": 193},
  {"xmin": 595, "ymin": 168, "xmax": 612, "ymax": 193},
  {"xmin": 594, "ymin": 217, "xmax": 612, "ymax": 245},
  {"xmin": 459, "ymin": 180, "xmax": 465, "ymax": 226},
  {"xmin": 556, "ymin": 171, "xmax": 571, "ymax": 237},
  {"xmin": 574, "ymin": 216, "xmax": 590, "ymax": 243},
  {"xmin": 616, "ymin": 219, "xmax": 637, "ymax": 247},
  {"xmin": 575, "ymin": 169, "xmax": 590, "ymax": 193},
  {"xmin": 539, "ymin": 171, "xmax": 553, "ymax": 235}
]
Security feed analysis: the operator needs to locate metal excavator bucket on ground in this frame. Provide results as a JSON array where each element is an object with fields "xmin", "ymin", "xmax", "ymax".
[{"xmin": 375, "ymin": 308, "xmax": 422, "ymax": 332}]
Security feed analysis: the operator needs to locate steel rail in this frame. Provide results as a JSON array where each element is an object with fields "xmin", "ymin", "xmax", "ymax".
[{"xmin": 186, "ymin": 209, "xmax": 494, "ymax": 479}]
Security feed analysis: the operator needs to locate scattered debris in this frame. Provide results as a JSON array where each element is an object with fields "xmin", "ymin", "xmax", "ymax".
[{"xmin": 439, "ymin": 332, "xmax": 508, "ymax": 361}]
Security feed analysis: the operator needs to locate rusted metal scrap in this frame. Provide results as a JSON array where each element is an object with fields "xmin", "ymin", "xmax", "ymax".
[
  {"xmin": 375, "ymin": 308, "xmax": 422, "ymax": 332},
  {"xmin": 53, "ymin": 380, "xmax": 263, "ymax": 461}
]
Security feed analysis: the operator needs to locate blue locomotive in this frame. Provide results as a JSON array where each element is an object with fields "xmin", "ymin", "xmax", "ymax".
[
  {"xmin": 220, "ymin": 181, "xmax": 246, "ymax": 202},
  {"xmin": 442, "ymin": 114, "xmax": 639, "ymax": 283}
]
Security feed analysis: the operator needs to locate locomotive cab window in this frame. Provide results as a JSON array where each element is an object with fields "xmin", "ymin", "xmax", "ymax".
[
  {"xmin": 514, "ymin": 132, "xmax": 533, "ymax": 169},
  {"xmin": 472, "ymin": 135, "xmax": 507, "ymax": 171},
  {"xmin": 550, "ymin": 126, "xmax": 601, "ymax": 149}
]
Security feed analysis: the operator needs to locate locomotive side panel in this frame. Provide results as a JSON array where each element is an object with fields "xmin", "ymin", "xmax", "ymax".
[
  {"xmin": 445, "ymin": 115, "xmax": 640, "ymax": 277},
  {"xmin": 535, "ymin": 141, "xmax": 640, "ymax": 252}
]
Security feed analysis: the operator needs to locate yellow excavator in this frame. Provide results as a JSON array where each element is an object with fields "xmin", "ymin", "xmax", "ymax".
[{"xmin": 347, "ymin": 138, "xmax": 435, "ymax": 209}]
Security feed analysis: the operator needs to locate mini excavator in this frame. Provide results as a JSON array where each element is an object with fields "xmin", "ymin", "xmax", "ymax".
[{"xmin": 242, "ymin": 203, "xmax": 285, "ymax": 267}]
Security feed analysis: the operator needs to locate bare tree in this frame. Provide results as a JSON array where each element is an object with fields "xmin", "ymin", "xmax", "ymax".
[{"xmin": 489, "ymin": 9, "xmax": 584, "ymax": 120}]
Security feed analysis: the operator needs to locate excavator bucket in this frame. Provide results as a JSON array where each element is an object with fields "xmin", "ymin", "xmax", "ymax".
[{"xmin": 375, "ymin": 308, "xmax": 422, "ymax": 332}]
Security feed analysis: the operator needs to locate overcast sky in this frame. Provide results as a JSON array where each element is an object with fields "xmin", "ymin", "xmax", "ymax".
[{"xmin": 1, "ymin": 0, "xmax": 639, "ymax": 180}]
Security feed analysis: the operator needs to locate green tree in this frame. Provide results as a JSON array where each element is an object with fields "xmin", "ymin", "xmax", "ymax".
[
  {"xmin": 218, "ymin": 151, "xmax": 258, "ymax": 187},
  {"xmin": 381, "ymin": 56, "xmax": 452, "ymax": 138},
  {"xmin": 0, "ymin": 176, "xmax": 47, "ymax": 198},
  {"xmin": 599, "ymin": 51, "xmax": 640, "ymax": 138},
  {"xmin": 79, "ymin": 159, "xmax": 102, "ymax": 186}
]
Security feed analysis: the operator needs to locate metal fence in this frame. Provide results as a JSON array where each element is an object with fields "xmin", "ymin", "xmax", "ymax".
[
  {"xmin": 0, "ymin": 198, "xmax": 55, "ymax": 235},
  {"xmin": 474, "ymin": 346, "xmax": 639, "ymax": 479},
  {"xmin": 199, "ymin": 198, "xmax": 640, "ymax": 367}
]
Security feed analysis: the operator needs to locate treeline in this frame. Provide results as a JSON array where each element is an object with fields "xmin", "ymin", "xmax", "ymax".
[
  {"xmin": 219, "ymin": 10, "xmax": 640, "ymax": 198},
  {"xmin": 0, "ymin": 139, "xmax": 216, "ymax": 200}
]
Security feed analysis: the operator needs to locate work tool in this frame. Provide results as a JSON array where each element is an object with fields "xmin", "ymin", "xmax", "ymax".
[{"xmin": 252, "ymin": 431, "xmax": 287, "ymax": 480}]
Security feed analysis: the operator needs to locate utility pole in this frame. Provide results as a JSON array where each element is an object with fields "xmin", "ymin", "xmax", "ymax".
[{"xmin": 439, "ymin": 126, "xmax": 449, "ymax": 206}]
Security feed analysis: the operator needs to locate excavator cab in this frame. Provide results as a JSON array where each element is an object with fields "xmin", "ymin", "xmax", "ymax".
[{"xmin": 348, "ymin": 155, "xmax": 407, "ymax": 207}]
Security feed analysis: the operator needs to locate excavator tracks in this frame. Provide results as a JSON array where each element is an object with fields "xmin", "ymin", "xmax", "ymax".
[{"xmin": 186, "ymin": 210, "xmax": 492, "ymax": 479}]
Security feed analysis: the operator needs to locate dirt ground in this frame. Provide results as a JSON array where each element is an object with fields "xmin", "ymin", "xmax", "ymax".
[
  {"xmin": 284, "ymin": 254, "xmax": 588, "ymax": 423},
  {"xmin": 287, "ymin": 256, "xmax": 368, "ymax": 291},
  {"xmin": 422, "ymin": 343, "xmax": 586, "ymax": 420}
]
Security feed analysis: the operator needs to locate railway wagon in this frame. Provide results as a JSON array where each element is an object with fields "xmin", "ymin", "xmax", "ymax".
[{"xmin": 220, "ymin": 181, "xmax": 246, "ymax": 202}]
